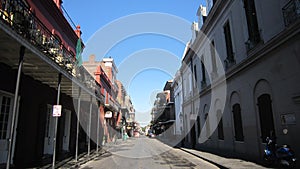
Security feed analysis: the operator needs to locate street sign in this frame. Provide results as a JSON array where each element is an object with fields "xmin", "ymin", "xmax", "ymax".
[{"xmin": 53, "ymin": 105, "xmax": 62, "ymax": 117}]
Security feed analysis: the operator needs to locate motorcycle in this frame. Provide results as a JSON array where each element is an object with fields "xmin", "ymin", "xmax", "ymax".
[{"xmin": 263, "ymin": 137, "xmax": 297, "ymax": 168}]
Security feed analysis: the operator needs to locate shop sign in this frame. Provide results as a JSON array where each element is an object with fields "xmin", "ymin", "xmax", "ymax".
[{"xmin": 105, "ymin": 111, "xmax": 113, "ymax": 118}]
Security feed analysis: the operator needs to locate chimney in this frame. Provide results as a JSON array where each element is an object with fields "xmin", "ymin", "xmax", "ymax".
[
  {"xmin": 53, "ymin": 0, "xmax": 63, "ymax": 12},
  {"xmin": 197, "ymin": 5, "xmax": 207, "ymax": 29},
  {"xmin": 75, "ymin": 25, "xmax": 81, "ymax": 38},
  {"xmin": 191, "ymin": 22, "xmax": 199, "ymax": 43}
]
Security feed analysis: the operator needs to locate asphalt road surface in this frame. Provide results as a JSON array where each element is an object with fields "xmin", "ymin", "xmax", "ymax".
[{"xmin": 79, "ymin": 136, "xmax": 218, "ymax": 169}]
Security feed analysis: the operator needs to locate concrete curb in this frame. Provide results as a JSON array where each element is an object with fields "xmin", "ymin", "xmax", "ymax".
[
  {"xmin": 179, "ymin": 148, "xmax": 229, "ymax": 169},
  {"xmin": 179, "ymin": 147, "xmax": 269, "ymax": 169}
]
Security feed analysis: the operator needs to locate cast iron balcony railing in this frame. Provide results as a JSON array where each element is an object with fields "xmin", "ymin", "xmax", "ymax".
[
  {"xmin": 0, "ymin": 0, "xmax": 102, "ymax": 99},
  {"xmin": 0, "ymin": 0, "xmax": 77, "ymax": 75},
  {"xmin": 283, "ymin": 0, "xmax": 300, "ymax": 26}
]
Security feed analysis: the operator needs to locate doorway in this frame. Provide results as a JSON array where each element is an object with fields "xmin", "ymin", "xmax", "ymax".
[
  {"xmin": 62, "ymin": 109, "xmax": 71, "ymax": 152},
  {"xmin": 257, "ymin": 94, "xmax": 275, "ymax": 143},
  {"xmin": 43, "ymin": 105, "xmax": 54, "ymax": 155},
  {"xmin": 190, "ymin": 121, "xmax": 196, "ymax": 148},
  {"xmin": 0, "ymin": 91, "xmax": 18, "ymax": 164}
]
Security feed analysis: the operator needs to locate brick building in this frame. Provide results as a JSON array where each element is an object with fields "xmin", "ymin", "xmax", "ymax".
[{"xmin": 0, "ymin": 0, "xmax": 103, "ymax": 167}]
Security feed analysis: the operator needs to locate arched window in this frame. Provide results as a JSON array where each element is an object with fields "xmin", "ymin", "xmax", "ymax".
[
  {"xmin": 205, "ymin": 113, "xmax": 210, "ymax": 138},
  {"xmin": 197, "ymin": 116, "xmax": 200, "ymax": 138},
  {"xmin": 232, "ymin": 104, "xmax": 244, "ymax": 141},
  {"xmin": 203, "ymin": 104, "xmax": 210, "ymax": 138},
  {"xmin": 217, "ymin": 110, "xmax": 224, "ymax": 140}
]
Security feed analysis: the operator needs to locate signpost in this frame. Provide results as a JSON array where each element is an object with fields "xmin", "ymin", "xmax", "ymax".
[{"xmin": 52, "ymin": 73, "xmax": 62, "ymax": 169}]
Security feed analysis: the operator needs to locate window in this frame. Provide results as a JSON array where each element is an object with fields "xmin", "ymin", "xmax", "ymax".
[
  {"xmin": 189, "ymin": 73, "xmax": 192, "ymax": 93},
  {"xmin": 205, "ymin": 113, "xmax": 210, "ymax": 138},
  {"xmin": 232, "ymin": 104, "xmax": 244, "ymax": 141},
  {"xmin": 258, "ymin": 94, "xmax": 275, "ymax": 143},
  {"xmin": 243, "ymin": 0, "xmax": 260, "ymax": 49},
  {"xmin": 0, "ymin": 96, "xmax": 11, "ymax": 139},
  {"xmin": 210, "ymin": 40, "xmax": 217, "ymax": 76},
  {"xmin": 197, "ymin": 116, "xmax": 201, "ymax": 137},
  {"xmin": 223, "ymin": 21, "xmax": 235, "ymax": 66},
  {"xmin": 217, "ymin": 110, "xmax": 224, "ymax": 140},
  {"xmin": 201, "ymin": 59, "xmax": 206, "ymax": 87},
  {"xmin": 194, "ymin": 65, "xmax": 198, "ymax": 89},
  {"xmin": 194, "ymin": 65, "xmax": 198, "ymax": 83}
]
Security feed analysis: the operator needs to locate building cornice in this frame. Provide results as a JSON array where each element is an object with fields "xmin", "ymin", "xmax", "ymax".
[
  {"xmin": 197, "ymin": 21, "xmax": 300, "ymax": 97},
  {"xmin": 225, "ymin": 20, "xmax": 300, "ymax": 82}
]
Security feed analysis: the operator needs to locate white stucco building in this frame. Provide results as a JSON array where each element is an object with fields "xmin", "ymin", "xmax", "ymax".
[
  {"xmin": 179, "ymin": 0, "xmax": 300, "ymax": 163},
  {"xmin": 172, "ymin": 70, "xmax": 183, "ymax": 136}
]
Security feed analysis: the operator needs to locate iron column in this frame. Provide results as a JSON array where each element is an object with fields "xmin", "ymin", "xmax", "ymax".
[
  {"xmin": 52, "ymin": 73, "xmax": 62, "ymax": 169},
  {"xmin": 6, "ymin": 46, "xmax": 25, "ymax": 169}
]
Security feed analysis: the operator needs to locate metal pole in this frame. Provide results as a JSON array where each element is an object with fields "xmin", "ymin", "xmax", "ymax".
[
  {"xmin": 88, "ymin": 96, "xmax": 92, "ymax": 158},
  {"xmin": 52, "ymin": 73, "xmax": 62, "ymax": 169},
  {"xmin": 96, "ymin": 107, "xmax": 100, "ymax": 154},
  {"xmin": 75, "ymin": 88, "xmax": 81, "ymax": 163},
  {"xmin": 6, "ymin": 46, "xmax": 25, "ymax": 169}
]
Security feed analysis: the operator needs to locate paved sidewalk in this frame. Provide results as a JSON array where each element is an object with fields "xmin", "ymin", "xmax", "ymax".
[
  {"xmin": 37, "ymin": 138, "xmax": 125, "ymax": 169},
  {"xmin": 57, "ymin": 138, "xmax": 126, "ymax": 169},
  {"xmin": 180, "ymin": 148, "xmax": 268, "ymax": 169}
]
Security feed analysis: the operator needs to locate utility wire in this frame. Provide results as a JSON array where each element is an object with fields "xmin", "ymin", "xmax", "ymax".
[{"xmin": 61, "ymin": 5, "xmax": 77, "ymax": 29}]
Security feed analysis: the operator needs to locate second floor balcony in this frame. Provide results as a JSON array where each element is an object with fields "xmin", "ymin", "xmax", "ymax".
[{"xmin": 0, "ymin": 0, "xmax": 104, "ymax": 102}]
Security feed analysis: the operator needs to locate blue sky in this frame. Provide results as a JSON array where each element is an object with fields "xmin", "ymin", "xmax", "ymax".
[{"xmin": 63, "ymin": 0, "xmax": 206, "ymax": 126}]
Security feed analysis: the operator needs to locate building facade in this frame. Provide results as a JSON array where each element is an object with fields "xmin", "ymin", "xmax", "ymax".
[
  {"xmin": 179, "ymin": 0, "xmax": 300, "ymax": 163},
  {"xmin": 83, "ymin": 56, "xmax": 135, "ymax": 141},
  {"xmin": 151, "ymin": 80, "xmax": 175, "ymax": 139},
  {"xmin": 0, "ymin": 0, "xmax": 104, "ymax": 167},
  {"xmin": 172, "ymin": 70, "xmax": 184, "ymax": 138}
]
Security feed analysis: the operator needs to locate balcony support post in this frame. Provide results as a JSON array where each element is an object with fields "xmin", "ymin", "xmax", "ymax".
[
  {"xmin": 75, "ymin": 88, "xmax": 81, "ymax": 163},
  {"xmin": 6, "ymin": 46, "xmax": 25, "ymax": 169},
  {"xmin": 52, "ymin": 73, "xmax": 62, "ymax": 169}
]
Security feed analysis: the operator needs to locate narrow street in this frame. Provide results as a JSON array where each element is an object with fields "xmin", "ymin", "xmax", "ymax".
[{"xmin": 79, "ymin": 137, "xmax": 218, "ymax": 169}]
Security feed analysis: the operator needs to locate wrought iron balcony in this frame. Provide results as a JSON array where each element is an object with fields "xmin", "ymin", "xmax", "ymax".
[
  {"xmin": 0, "ymin": 0, "xmax": 103, "ymax": 100},
  {"xmin": 0, "ymin": 0, "xmax": 77, "ymax": 74},
  {"xmin": 283, "ymin": 0, "xmax": 300, "ymax": 26}
]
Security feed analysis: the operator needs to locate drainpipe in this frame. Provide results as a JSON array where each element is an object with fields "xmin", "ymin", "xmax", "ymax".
[
  {"xmin": 75, "ymin": 88, "xmax": 81, "ymax": 163},
  {"xmin": 88, "ymin": 96, "xmax": 92, "ymax": 158},
  {"xmin": 96, "ymin": 107, "xmax": 100, "ymax": 154}
]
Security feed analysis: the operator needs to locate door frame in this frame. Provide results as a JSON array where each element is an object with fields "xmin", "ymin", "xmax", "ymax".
[
  {"xmin": 62, "ymin": 109, "xmax": 71, "ymax": 152},
  {"xmin": 0, "ymin": 90, "xmax": 20, "ymax": 164},
  {"xmin": 43, "ymin": 104, "xmax": 54, "ymax": 155}
]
